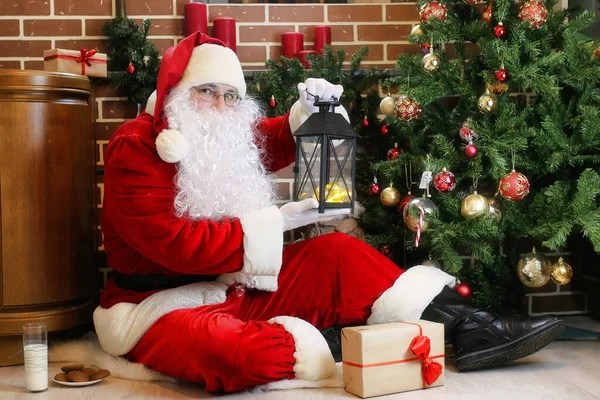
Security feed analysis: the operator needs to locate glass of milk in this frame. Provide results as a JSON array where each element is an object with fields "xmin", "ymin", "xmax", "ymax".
[{"xmin": 22, "ymin": 323, "xmax": 48, "ymax": 392}]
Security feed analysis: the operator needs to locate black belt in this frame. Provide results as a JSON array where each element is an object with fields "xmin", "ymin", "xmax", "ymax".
[{"xmin": 111, "ymin": 270, "xmax": 219, "ymax": 292}]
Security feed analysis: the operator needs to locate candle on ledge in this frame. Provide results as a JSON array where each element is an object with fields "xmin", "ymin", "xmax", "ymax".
[
  {"xmin": 212, "ymin": 17, "xmax": 237, "ymax": 53},
  {"xmin": 183, "ymin": 1, "xmax": 208, "ymax": 37},
  {"xmin": 296, "ymin": 50, "xmax": 318, "ymax": 69},
  {"xmin": 281, "ymin": 32, "xmax": 304, "ymax": 58},
  {"xmin": 313, "ymin": 25, "xmax": 331, "ymax": 53}
]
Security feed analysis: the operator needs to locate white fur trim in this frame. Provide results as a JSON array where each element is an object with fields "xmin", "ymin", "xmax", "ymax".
[
  {"xmin": 268, "ymin": 316, "xmax": 337, "ymax": 382},
  {"xmin": 174, "ymin": 44, "xmax": 246, "ymax": 98},
  {"xmin": 49, "ymin": 332, "xmax": 173, "ymax": 382},
  {"xmin": 288, "ymin": 99, "xmax": 350, "ymax": 134},
  {"xmin": 367, "ymin": 265, "xmax": 456, "ymax": 325},
  {"xmin": 155, "ymin": 129, "xmax": 189, "ymax": 163},
  {"xmin": 254, "ymin": 363, "xmax": 342, "ymax": 392},
  {"xmin": 145, "ymin": 90, "xmax": 156, "ymax": 116},
  {"xmin": 93, "ymin": 282, "xmax": 227, "ymax": 356}
]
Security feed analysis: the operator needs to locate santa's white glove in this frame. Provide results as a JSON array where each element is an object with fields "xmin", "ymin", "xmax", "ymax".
[
  {"xmin": 289, "ymin": 78, "xmax": 349, "ymax": 133},
  {"xmin": 280, "ymin": 198, "xmax": 350, "ymax": 232}
]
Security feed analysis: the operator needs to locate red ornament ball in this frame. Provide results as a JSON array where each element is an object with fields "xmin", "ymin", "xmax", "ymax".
[
  {"xmin": 269, "ymin": 95, "xmax": 277, "ymax": 108},
  {"xmin": 395, "ymin": 95, "xmax": 422, "ymax": 122},
  {"xmin": 459, "ymin": 122, "xmax": 478, "ymax": 142},
  {"xmin": 380, "ymin": 244, "xmax": 393, "ymax": 259},
  {"xmin": 519, "ymin": 0, "xmax": 548, "ymax": 29},
  {"xmin": 380, "ymin": 125, "xmax": 389, "ymax": 135},
  {"xmin": 495, "ymin": 67, "xmax": 509, "ymax": 83},
  {"xmin": 494, "ymin": 22, "xmax": 507, "ymax": 39},
  {"xmin": 595, "ymin": 45, "xmax": 600, "ymax": 58},
  {"xmin": 433, "ymin": 168, "xmax": 456, "ymax": 192},
  {"xmin": 363, "ymin": 116, "xmax": 369, "ymax": 127},
  {"xmin": 465, "ymin": 143, "xmax": 478, "ymax": 158},
  {"xmin": 368, "ymin": 182, "xmax": 381, "ymax": 195},
  {"xmin": 498, "ymin": 170, "xmax": 530, "ymax": 201},
  {"xmin": 419, "ymin": 1, "xmax": 448, "ymax": 23},
  {"xmin": 127, "ymin": 62, "xmax": 135, "ymax": 74},
  {"xmin": 421, "ymin": 43, "xmax": 433, "ymax": 55},
  {"xmin": 455, "ymin": 282, "xmax": 473, "ymax": 300},
  {"xmin": 386, "ymin": 144, "xmax": 401, "ymax": 160},
  {"xmin": 482, "ymin": 2, "xmax": 493, "ymax": 23},
  {"xmin": 397, "ymin": 194, "xmax": 415, "ymax": 215}
]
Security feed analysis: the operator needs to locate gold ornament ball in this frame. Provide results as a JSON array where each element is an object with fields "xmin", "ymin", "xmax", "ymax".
[
  {"xmin": 460, "ymin": 191, "xmax": 490, "ymax": 219},
  {"xmin": 411, "ymin": 24, "xmax": 424, "ymax": 36},
  {"xmin": 422, "ymin": 52, "xmax": 441, "ymax": 72},
  {"xmin": 488, "ymin": 197, "xmax": 502, "ymax": 222},
  {"xmin": 379, "ymin": 96, "xmax": 396, "ymax": 117},
  {"xmin": 517, "ymin": 248, "xmax": 551, "ymax": 288},
  {"xmin": 478, "ymin": 91, "xmax": 498, "ymax": 113},
  {"xmin": 380, "ymin": 186, "xmax": 401, "ymax": 207},
  {"xmin": 550, "ymin": 257, "xmax": 573, "ymax": 285}
]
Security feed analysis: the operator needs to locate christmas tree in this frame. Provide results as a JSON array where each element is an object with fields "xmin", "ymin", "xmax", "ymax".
[{"xmin": 102, "ymin": 17, "xmax": 160, "ymax": 105}]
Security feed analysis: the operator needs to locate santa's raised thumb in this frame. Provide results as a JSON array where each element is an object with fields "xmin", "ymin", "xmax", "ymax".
[{"xmin": 152, "ymin": 32, "xmax": 247, "ymax": 163}]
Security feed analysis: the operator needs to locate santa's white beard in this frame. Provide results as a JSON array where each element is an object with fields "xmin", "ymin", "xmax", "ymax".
[{"xmin": 164, "ymin": 91, "xmax": 277, "ymax": 221}]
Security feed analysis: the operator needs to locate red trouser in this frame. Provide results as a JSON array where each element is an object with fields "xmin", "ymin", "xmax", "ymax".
[{"xmin": 126, "ymin": 233, "xmax": 404, "ymax": 392}]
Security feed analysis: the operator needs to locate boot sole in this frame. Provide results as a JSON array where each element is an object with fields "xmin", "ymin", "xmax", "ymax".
[{"xmin": 454, "ymin": 319, "xmax": 565, "ymax": 371}]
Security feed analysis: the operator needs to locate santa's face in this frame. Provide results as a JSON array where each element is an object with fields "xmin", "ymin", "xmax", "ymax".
[{"xmin": 164, "ymin": 87, "xmax": 277, "ymax": 221}]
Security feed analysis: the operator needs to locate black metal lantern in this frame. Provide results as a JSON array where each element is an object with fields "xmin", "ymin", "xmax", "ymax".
[{"xmin": 293, "ymin": 96, "xmax": 359, "ymax": 214}]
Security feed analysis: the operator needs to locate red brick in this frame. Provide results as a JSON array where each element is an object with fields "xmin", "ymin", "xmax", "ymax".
[
  {"xmin": 276, "ymin": 164, "xmax": 294, "ymax": 179},
  {"xmin": 24, "ymin": 19, "xmax": 82, "ymax": 36},
  {"xmin": 239, "ymin": 25, "xmax": 295, "ymax": 43},
  {"xmin": 269, "ymin": 46, "xmax": 282, "ymax": 60},
  {"xmin": 94, "ymin": 122, "xmax": 123, "ymax": 141},
  {"xmin": 277, "ymin": 181, "xmax": 291, "ymax": 200},
  {"xmin": 237, "ymin": 46, "xmax": 267, "ymax": 64},
  {"xmin": 332, "ymin": 44, "xmax": 383, "ymax": 61},
  {"xmin": 151, "ymin": 38, "xmax": 175, "ymax": 55},
  {"xmin": 386, "ymin": 4, "xmax": 420, "ymax": 22},
  {"xmin": 388, "ymin": 43, "xmax": 422, "ymax": 60},
  {"xmin": 55, "ymin": 39, "xmax": 110, "ymax": 54},
  {"xmin": 133, "ymin": 18, "xmax": 183, "ymax": 36},
  {"xmin": 93, "ymin": 82, "xmax": 126, "ymax": 98},
  {"xmin": 531, "ymin": 293, "xmax": 586, "ymax": 313},
  {"xmin": 175, "ymin": 0, "xmax": 187, "ymax": 16},
  {"xmin": 24, "ymin": 60, "xmax": 44, "ymax": 70},
  {"xmin": 358, "ymin": 25, "xmax": 412, "ymax": 42},
  {"xmin": 269, "ymin": 6, "xmax": 324, "ymax": 23},
  {"xmin": 328, "ymin": 5, "xmax": 383, "ymax": 22},
  {"xmin": 209, "ymin": 6, "xmax": 265, "ymax": 23},
  {"xmin": 0, "ymin": 40, "xmax": 50, "ymax": 57},
  {"xmin": 0, "ymin": 20, "xmax": 20, "ymax": 36},
  {"xmin": 102, "ymin": 100, "xmax": 138, "ymax": 120},
  {"xmin": 85, "ymin": 19, "xmax": 112, "ymax": 37},
  {"xmin": 299, "ymin": 24, "xmax": 354, "ymax": 43},
  {"xmin": 55, "ymin": 0, "xmax": 111, "ymax": 16},
  {"xmin": 0, "ymin": 0, "xmax": 49, "ymax": 16},
  {"xmin": 0, "ymin": 60, "xmax": 21, "ymax": 69},
  {"xmin": 242, "ymin": 65, "xmax": 267, "ymax": 71},
  {"xmin": 126, "ymin": 0, "xmax": 173, "ymax": 16}
]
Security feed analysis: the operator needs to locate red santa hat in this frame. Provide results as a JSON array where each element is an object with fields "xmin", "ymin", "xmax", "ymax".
[{"xmin": 153, "ymin": 32, "xmax": 246, "ymax": 163}]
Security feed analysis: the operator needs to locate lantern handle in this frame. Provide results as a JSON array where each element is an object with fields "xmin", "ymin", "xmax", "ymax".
[{"xmin": 305, "ymin": 90, "xmax": 340, "ymax": 113}]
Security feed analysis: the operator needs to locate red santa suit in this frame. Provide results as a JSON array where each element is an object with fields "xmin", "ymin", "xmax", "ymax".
[{"xmin": 93, "ymin": 32, "xmax": 455, "ymax": 392}]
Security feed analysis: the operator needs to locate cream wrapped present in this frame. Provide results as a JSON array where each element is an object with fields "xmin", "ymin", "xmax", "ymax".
[
  {"xmin": 44, "ymin": 48, "xmax": 107, "ymax": 78},
  {"xmin": 342, "ymin": 320, "xmax": 445, "ymax": 398}
]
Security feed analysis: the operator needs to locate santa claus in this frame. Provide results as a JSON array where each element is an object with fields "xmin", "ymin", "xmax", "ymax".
[{"xmin": 57, "ymin": 33, "xmax": 564, "ymax": 392}]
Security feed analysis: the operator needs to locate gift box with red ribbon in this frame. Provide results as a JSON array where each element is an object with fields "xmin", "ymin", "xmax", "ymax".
[
  {"xmin": 43, "ymin": 48, "xmax": 107, "ymax": 78},
  {"xmin": 342, "ymin": 320, "xmax": 444, "ymax": 398}
]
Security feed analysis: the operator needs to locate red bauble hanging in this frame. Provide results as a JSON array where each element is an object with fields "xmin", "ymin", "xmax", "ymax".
[
  {"xmin": 455, "ymin": 282, "xmax": 473, "ymax": 300},
  {"xmin": 421, "ymin": 43, "xmax": 433, "ymax": 55},
  {"xmin": 465, "ymin": 143, "xmax": 478, "ymax": 158},
  {"xmin": 498, "ymin": 169, "xmax": 530, "ymax": 201},
  {"xmin": 269, "ymin": 95, "xmax": 277, "ymax": 108},
  {"xmin": 368, "ymin": 182, "xmax": 381, "ymax": 195},
  {"xmin": 380, "ymin": 124, "xmax": 389, "ymax": 135},
  {"xmin": 363, "ymin": 115, "xmax": 369, "ymax": 127},
  {"xmin": 397, "ymin": 193, "xmax": 414, "ymax": 215},
  {"xmin": 495, "ymin": 65, "xmax": 509, "ymax": 83},
  {"xmin": 482, "ymin": 2, "xmax": 493, "ymax": 23},
  {"xmin": 127, "ymin": 62, "xmax": 135, "ymax": 74},
  {"xmin": 395, "ymin": 95, "xmax": 422, "ymax": 122},
  {"xmin": 494, "ymin": 22, "xmax": 507, "ymax": 39},
  {"xmin": 433, "ymin": 168, "xmax": 456, "ymax": 192},
  {"xmin": 386, "ymin": 143, "xmax": 401, "ymax": 160},
  {"xmin": 380, "ymin": 244, "xmax": 393, "ymax": 259},
  {"xmin": 518, "ymin": 0, "xmax": 548, "ymax": 30},
  {"xmin": 459, "ymin": 122, "xmax": 478, "ymax": 143},
  {"xmin": 419, "ymin": 1, "xmax": 448, "ymax": 23}
]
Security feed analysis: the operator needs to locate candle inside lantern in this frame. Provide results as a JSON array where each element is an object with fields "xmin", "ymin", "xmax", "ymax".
[
  {"xmin": 212, "ymin": 17, "xmax": 237, "ymax": 53},
  {"xmin": 296, "ymin": 50, "xmax": 318, "ymax": 68},
  {"xmin": 281, "ymin": 32, "xmax": 304, "ymax": 58},
  {"xmin": 313, "ymin": 25, "xmax": 331, "ymax": 53},
  {"xmin": 184, "ymin": 1, "xmax": 208, "ymax": 37}
]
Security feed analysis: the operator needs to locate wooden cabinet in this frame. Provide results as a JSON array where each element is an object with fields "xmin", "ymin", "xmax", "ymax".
[{"xmin": 0, "ymin": 70, "xmax": 96, "ymax": 366}]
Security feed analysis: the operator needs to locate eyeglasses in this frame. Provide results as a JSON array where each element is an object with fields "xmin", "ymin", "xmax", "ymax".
[{"xmin": 192, "ymin": 86, "xmax": 241, "ymax": 107}]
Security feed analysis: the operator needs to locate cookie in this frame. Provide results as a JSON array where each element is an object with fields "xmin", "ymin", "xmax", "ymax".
[
  {"xmin": 66, "ymin": 371, "xmax": 90, "ymax": 382},
  {"xmin": 82, "ymin": 367, "xmax": 96, "ymax": 376},
  {"xmin": 61, "ymin": 364, "xmax": 84, "ymax": 373},
  {"xmin": 89, "ymin": 369, "xmax": 110, "ymax": 380},
  {"xmin": 54, "ymin": 373, "xmax": 69, "ymax": 382}
]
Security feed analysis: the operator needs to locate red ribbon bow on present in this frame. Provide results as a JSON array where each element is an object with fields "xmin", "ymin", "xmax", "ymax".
[
  {"xmin": 410, "ymin": 335, "xmax": 442, "ymax": 386},
  {"xmin": 77, "ymin": 48, "xmax": 97, "ymax": 67}
]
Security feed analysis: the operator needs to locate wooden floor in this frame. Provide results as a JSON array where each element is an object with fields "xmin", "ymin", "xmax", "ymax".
[{"xmin": 2, "ymin": 316, "xmax": 599, "ymax": 400}]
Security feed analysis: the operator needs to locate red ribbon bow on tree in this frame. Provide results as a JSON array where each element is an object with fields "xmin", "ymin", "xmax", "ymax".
[
  {"xmin": 77, "ymin": 48, "xmax": 97, "ymax": 67},
  {"xmin": 410, "ymin": 335, "xmax": 442, "ymax": 386}
]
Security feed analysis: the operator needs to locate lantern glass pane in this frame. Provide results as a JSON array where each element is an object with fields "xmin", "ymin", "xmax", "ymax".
[
  {"xmin": 324, "ymin": 137, "xmax": 354, "ymax": 205},
  {"xmin": 296, "ymin": 136, "xmax": 322, "ymax": 201}
]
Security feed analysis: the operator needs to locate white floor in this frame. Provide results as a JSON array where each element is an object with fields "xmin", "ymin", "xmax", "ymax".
[{"xmin": 2, "ymin": 316, "xmax": 599, "ymax": 400}]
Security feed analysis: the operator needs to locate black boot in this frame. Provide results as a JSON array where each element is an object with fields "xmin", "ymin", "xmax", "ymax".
[
  {"xmin": 320, "ymin": 326, "xmax": 343, "ymax": 363},
  {"xmin": 421, "ymin": 286, "xmax": 564, "ymax": 371}
]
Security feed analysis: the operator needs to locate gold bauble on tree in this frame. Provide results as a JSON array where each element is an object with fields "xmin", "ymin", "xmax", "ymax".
[
  {"xmin": 411, "ymin": 24, "xmax": 424, "ymax": 36},
  {"xmin": 460, "ymin": 191, "xmax": 490, "ymax": 219},
  {"xmin": 550, "ymin": 257, "xmax": 573, "ymax": 285},
  {"xmin": 380, "ymin": 184, "xmax": 401, "ymax": 207},
  {"xmin": 422, "ymin": 49, "xmax": 440, "ymax": 72},
  {"xmin": 379, "ymin": 95, "xmax": 396, "ymax": 117},
  {"xmin": 478, "ymin": 89, "xmax": 498, "ymax": 113},
  {"xmin": 517, "ymin": 247, "xmax": 551, "ymax": 288}
]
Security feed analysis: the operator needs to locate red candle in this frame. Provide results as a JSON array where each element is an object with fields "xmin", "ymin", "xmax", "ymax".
[
  {"xmin": 313, "ymin": 25, "xmax": 331, "ymax": 53},
  {"xmin": 296, "ymin": 50, "xmax": 318, "ymax": 68},
  {"xmin": 212, "ymin": 17, "xmax": 237, "ymax": 53},
  {"xmin": 183, "ymin": 2, "xmax": 207, "ymax": 37},
  {"xmin": 281, "ymin": 32, "xmax": 304, "ymax": 58}
]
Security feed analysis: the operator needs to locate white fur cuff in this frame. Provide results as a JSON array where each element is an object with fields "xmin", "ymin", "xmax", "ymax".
[
  {"xmin": 367, "ymin": 265, "xmax": 456, "ymax": 325},
  {"xmin": 268, "ymin": 316, "xmax": 337, "ymax": 381},
  {"xmin": 156, "ymin": 129, "xmax": 189, "ymax": 163}
]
